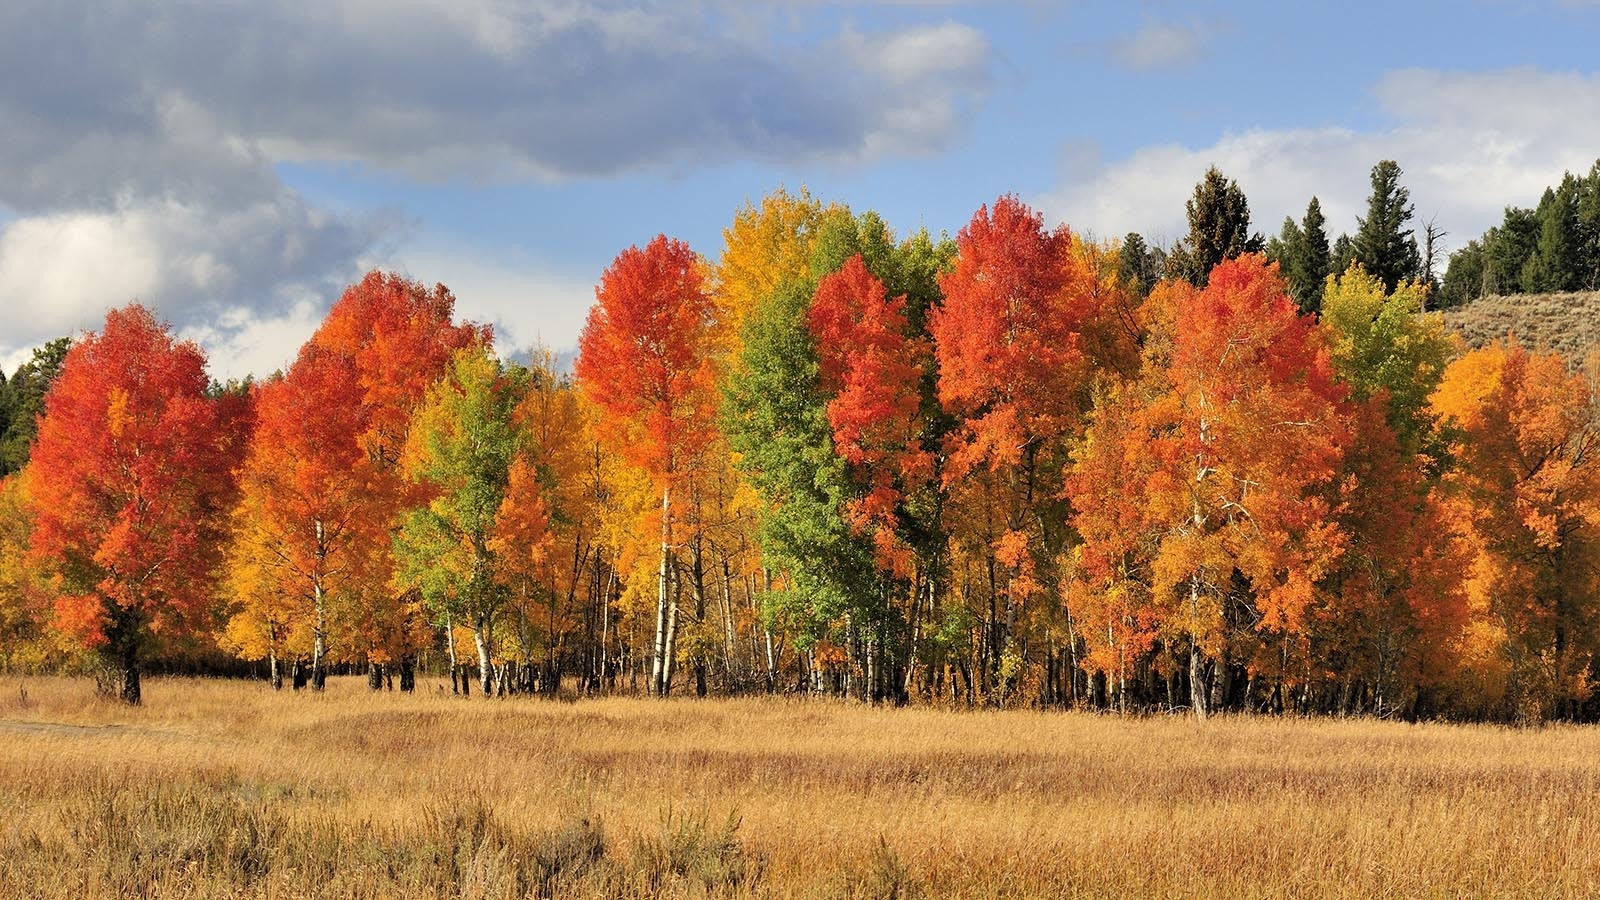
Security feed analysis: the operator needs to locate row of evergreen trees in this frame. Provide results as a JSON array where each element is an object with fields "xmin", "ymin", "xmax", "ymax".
[
  {"xmin": 1440, "ymin": 161, "xmax": 1600, "ymax": 305},
  {"xmin": 1118, "ymin": 160, "xmax": 1434, "ymax": 319}
]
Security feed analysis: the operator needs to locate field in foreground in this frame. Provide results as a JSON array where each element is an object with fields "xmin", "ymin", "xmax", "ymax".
[{"xmin": 1, "ymin": 678, "xmax": 1598, "ymax": 899}]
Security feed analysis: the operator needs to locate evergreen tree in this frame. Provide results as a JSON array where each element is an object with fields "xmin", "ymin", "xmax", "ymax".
[
  {"xmin": 1292, "ymin": 197, "xmax": 1332, "ymax": 315},
  {"xmin": 1265, "ymin": 216, "xmax": 1301, "ymax": 270},
  {"xmin": 1577, "ymin": 160, "xmax": 1600, "ymax": 290},
  {"xmin": 1118, "ymin": 232, "xmax": 1157, "ymax": 297},
  {"xmin": 1487, "ymin": 208, "xmax": 1539, "ymax": 295},
  {"xmin": 1440, "ymin": 238, "xmax": 1488, "ymax": 307},
  {"xmin": 1331, "ymin": 233, "xmax": 1356, "ymax": 276},
  {"xmin": 1524, "ymin": 178, "xmax": 1581, "ymax": 293},
  {"xmin": 1166, "ymin": 166, "xmax": 1262, "ymax": 286},
  {"xmin": 1353, "ymin": 160, "xmax": 1421, "ymax": 292}
]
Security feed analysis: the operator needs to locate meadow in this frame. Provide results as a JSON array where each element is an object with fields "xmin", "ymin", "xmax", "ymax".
[{"xmin": 2, "ymin": 676, "xmax": 1598, "ymax": 898}]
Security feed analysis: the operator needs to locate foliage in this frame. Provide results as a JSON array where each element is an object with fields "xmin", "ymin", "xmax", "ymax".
[{"xmin": 26, "ymin": 306, "xmax": 247, "ymax": 701}]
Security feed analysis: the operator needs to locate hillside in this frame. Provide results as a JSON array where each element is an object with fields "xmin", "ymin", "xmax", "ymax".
[{"xmin": 1441, "ymin": 291, "xmax": 1600, "ymax": 362}]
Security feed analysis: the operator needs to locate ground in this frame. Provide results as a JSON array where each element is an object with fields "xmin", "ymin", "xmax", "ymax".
[{"xmin": 1, "ymin": 675, "xmax": 1597, "ymax": 898}]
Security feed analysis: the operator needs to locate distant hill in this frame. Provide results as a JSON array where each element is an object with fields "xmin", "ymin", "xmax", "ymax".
[{"xmin": 1440, "ymin": 291, "xmax": 1600, "ymax": 363}]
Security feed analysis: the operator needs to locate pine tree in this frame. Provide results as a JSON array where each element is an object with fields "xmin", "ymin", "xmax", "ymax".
[
  {"xmin": 1294, "ymin": 197, "xmax": 1332, "ymax": 314},
  {"xmin": 1266, "ymin": 217, "xmax": 1301, "ymax": 270},
  {"xmin": 1118, "ymin": 232, "xmax": 1157, "ymax": 297},
  {"xmin": 1166, "ymin": 166, "xmax": 1262, "ymax": 287},
  {"xmin": 1577, "ymin": 160, "xmax": 1600, "ymax": 290},
  {"xmin": 1440, "ymin": 239, "xmax": 1488, "ymax": 307},
  {"xmin": 1487, "ymin": 208, "xmax": 1539, "ymax": 295},
  {"xmin": 1353, "ymin": 160, "xmax": 1421, "ymax": 292},
  {"xmin": 1332, "ymin": 233, "xmax": 1356, "ymax": 276},
  {"xmin": 1524, "ymin": 178, "xmax": 1581, "ymax": 293}
]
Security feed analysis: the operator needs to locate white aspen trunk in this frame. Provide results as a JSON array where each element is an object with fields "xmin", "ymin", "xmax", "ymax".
[
  {"xmin": 652, "ymin": 486, "xmax": 671, "ymax": 696},
  {"xmin": 662, "ymin": 569, "xmax": 681, "ymax": 696},
  {"xmin": 312, "ymin": 579, "xmax": 328, "ymax": 692},
  {"xmin": 720, "ymin": 560, "xmax": 737, "ymax": 684},
  {"xmin": 474, "ymin": 618, "xmax": 493, "ymax": 696}
]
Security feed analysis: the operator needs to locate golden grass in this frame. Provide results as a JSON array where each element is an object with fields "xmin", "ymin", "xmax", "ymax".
[{"xmin": 2, "ymin": 676, "xmax": 1598, "ymax": 898}]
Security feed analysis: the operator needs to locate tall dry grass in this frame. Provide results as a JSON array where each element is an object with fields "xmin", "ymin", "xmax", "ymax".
[{"xmin": 1, "ymin": 675, "xmax": 1598, "ymax": 898}]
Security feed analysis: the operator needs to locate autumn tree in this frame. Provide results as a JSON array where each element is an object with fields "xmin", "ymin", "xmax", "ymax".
[
  {"xmin": 224, "ymin": 346, "xmax": 373, "ymax": 690},
  {"xmin": 394, "ymin": 347, "xmax": 525, "ymax": 696},
  {"xmin": 1315, "ymin": 265, "xmax": 1465, "ymax": 713},
  {"xmin": 930, "ymin": 196, "xmax": 1135, "ymax": 700},
  {"xmin": 577, "ymin": 235, "xmax": 717, "ymax": 696},
  {"xmin": 0, "ymin": 475, "xmax": 59, "ymax": 670},
  {"xmin": 28, "ymin": 305, "xmax": 247, "ymax": 704},
  {"xmin": 1071, "ymin": 257, "xmax": 1348, "ymax": 718},
  {"xmin": 306, "ymin": 271, "xmax": 487, "ymax": 686},
  {"xmin": 1431, "ymin": 341, "xmax": 1600, "ymax": 721}
]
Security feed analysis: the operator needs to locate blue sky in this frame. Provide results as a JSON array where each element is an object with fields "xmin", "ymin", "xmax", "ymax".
[{"xmin": 3, "ymin": 0, "xmax": 1599, "ymax": 378}]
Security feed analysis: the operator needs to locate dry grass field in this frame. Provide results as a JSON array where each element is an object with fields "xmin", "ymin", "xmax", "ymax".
[{"xmin": 2, "ymin": 677, "xmax": 1599, "ymax": 898}]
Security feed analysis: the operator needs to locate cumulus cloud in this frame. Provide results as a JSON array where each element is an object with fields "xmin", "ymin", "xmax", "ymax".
[
  {"xmin": 1041, "ymin": 67, "xmax": 1600, "ymax": 254},
  {"xmin": 383, "ymin": 248, "xmax": 598, "ymax": 362},
  {"xmin": 0, "ymin": 0, "xmax": 994, "ymax": 377}
]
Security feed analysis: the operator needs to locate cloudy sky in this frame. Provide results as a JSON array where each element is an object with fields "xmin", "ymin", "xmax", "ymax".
[{"xmin": 3, "ymin": 0, "xmax": 1598, "ymax": 379}]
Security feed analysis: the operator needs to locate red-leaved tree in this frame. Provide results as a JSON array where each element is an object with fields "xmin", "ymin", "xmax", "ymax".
[
  {"xmin": 29, "ymin": 305, "xmax": 248, "ymax": 704},
  {"xmin": 575, "ymin": 235, "xmax": 717, "ymax": 696}
]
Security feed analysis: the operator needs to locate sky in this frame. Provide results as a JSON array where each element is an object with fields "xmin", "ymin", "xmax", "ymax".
[{"xmin": 3, "ymin": 0, "xmax": 1600, "ymax": 379}]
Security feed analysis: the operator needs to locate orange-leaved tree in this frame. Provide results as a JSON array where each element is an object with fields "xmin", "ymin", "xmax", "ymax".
[
  {"xmin": 1431, "ymin": 340, "xmax": 1600, "ymax": 721},
  {"xmin": 28, "ymin": 305, "xmax": 248, "ymax": 704},
  {"xmin": 223, "ymin": 345, "xmax": 373, "ymax": 690},
  {"xmin": 930, "ymin": 196, "xmax": 1134, "ymax": 699},
  {"xmin": 576, "ymin": 235, "xmax": 717, "ymax": 696},
  {"xmin": 1070, "ymin": 256, "xmax": 1348, "ymax": 718},
  {"xmin": 305, "ymin": 271, "xmax": 487, "ymax": 687}
]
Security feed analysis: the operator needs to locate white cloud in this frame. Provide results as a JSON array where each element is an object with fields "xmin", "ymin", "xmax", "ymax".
[
  {"xmin": 0, "ymin": 194, "xmax": 379, "ymax": 378},
  {"xmin": 382, "ymin": 247, "xmax": 597, "ymax": 363},
  {"xmin": 1040, "ymin": 68, "xmax": 1600, "ymax": 255},
  {"xmin": 0, "ymin": 0, "xmax": 996, "ymax": 378}
]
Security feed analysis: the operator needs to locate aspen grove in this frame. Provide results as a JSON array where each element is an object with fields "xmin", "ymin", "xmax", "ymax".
[{"xmin": 9, "ymin": 188, "xmax": 1600, "ymax": 724}]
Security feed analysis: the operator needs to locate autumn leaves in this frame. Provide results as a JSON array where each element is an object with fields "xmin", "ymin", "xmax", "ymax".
[{"xmin": 8, "ymin": 188, "xmax": 1600, "ymax": 720}]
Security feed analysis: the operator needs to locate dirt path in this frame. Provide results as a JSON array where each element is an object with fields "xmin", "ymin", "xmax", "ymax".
[{"xmin": 0, "ymin": 719, "xmax": 129, "ymax": 736}]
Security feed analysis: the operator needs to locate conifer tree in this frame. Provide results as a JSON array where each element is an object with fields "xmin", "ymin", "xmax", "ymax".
[
  {"xmin": 1353, "ymin": 160, "xmax": 1421, "ymax": 292},
  {"xmin": 1166, "ymin": 166, "xmax": 1262, "ymax": 286}
]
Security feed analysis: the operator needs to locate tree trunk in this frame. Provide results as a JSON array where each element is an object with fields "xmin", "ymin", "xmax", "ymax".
[
  {"xmin": 692, "ymin": 535, "xmax": 707, "ymax": 698},
  {"xmin": 652, "ymin": 487, "xmax": 672, "ymax": 696},
  {"xmin": 367, "ymin": 660, "xmax": 383, "ymax": 691},
  {"xmin": 399, "ymin": 657, "xmax": 415, "ymax": 693},
  {"xmin": 118, "ymin": 643, "xmax": 141, "ymax": 706},
  {"xmin": 445, "ymin": 612, "xmax": 460, "ymax": 694},
  {"xmin": 311, "ymin": 581, "xmax": 328, "ymax": 691},
  {"xmin": 269, "ymin": 649, "xmax": 283, "ymax": 691},
  {"xmin": 662, "ymin": 575, "xmax": 681, "ymax": 697},
  {"xmin": 474, "ymin": 619, "xmax": 493, "ymax": 697},
  {"xmin": 1189, "ymin": 639, "xmax": 1208, "ymax": 720}
]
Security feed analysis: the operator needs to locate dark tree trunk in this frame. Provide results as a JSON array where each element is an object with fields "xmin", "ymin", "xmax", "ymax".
[
  {"xmin": 399, "ymin": 657, "xmax": 416, "ymax": 693},
  {"xmin": 118, "ymin": 644, "xmax": 141, "ymax": 706}
]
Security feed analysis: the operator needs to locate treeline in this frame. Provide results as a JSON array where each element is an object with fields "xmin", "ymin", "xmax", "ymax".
[
  {"xmin": 2, "ymin": 170, "xmax": 1599, "ymax": 722},
  {"xmin": 1441, "ymin": 161, "xmax": 1600, "ymax": 306}
]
